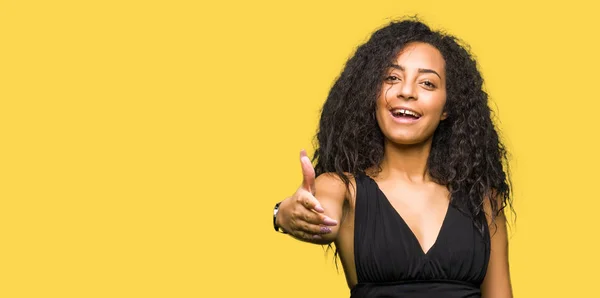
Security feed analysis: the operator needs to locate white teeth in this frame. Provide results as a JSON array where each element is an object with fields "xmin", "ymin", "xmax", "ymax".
[{"xmin": 392, "ymin": 108, "xmax": 420, "ymax": 118}]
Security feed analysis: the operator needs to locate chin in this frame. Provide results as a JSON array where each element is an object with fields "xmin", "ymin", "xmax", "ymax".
[
  {"xmin": 377, "ymin": 115, "xmax": 438, "ymax": 146},
  {"xmin": 385, "ymin": 133, "xmax": 431, "ymax": 146}
]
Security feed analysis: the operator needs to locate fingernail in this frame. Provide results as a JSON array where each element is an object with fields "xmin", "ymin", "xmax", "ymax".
[
  {"xmin": 320, "ymin": 226, "xmax": 332, "ymax": 234},
  {"xmin": 314, "ymin": 205, "xmax": 325, "ymax": 213},
  {"xmin": 312, "ymin": 234, "xmax": 322, "ymax": 240},
  {"xmin": 323, "ymin": 217, "xmax": 338, "ymax": 226}
]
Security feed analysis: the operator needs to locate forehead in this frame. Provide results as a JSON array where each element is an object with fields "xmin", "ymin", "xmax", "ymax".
[{"xmin": 393, "ymin": 42, "xmax": 445, "ymax": 73}]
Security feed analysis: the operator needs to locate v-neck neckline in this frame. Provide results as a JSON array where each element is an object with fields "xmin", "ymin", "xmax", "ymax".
[{"xmin": 365, "ymin": 174, "xmax": 451, "ymax": 256}]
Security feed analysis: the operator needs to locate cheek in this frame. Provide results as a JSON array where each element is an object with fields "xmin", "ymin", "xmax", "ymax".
[
  {"xmin": 375, "ymin": 105, "xmax": 394, "ymax": 135},
  {"xmin": 375, "ymin": 106, "xmax": 385, "ymax": 127},
  {"xmin": 424, "ymin": 93, "xmax": 447, "ymax": 115},
  {"xmin": 375, "ymin": 98, "xmax": 387, "ymax": 118}
]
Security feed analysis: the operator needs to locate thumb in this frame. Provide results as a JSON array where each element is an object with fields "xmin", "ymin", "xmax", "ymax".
[{"xmin": 300, "ymin": 149, "xmax": 316, "ymax": 195}]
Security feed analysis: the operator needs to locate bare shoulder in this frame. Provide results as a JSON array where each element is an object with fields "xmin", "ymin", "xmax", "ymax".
[
  {"xmin": 482, "ymin": 189, "xmax": 506, "ymax": 224},
  {"xmin": 315, "ymin": 172, "xmax": 356, "ymax": 203},
  {"xmin": 314, "ymin": 172, "xmax": 355, "ymax": 201}
]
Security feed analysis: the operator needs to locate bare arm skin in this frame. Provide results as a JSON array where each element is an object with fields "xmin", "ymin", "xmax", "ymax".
[{"xmin": 481, "ymin": 195, "xmax": 513, "ymax": 298}]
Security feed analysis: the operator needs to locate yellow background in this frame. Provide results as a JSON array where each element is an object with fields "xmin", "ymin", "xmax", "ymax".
[{"xmin": 2, "ymin": 0, "xmax": 599, "ymax": 297}]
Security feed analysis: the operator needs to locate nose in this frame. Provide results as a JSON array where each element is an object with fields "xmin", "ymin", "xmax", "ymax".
[{"xmin": 397, "ymin": 80, "xmax": 417, "ymax": 100}]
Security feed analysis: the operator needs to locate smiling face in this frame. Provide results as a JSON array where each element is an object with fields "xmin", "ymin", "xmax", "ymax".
[{"xmin": 376, "ymin": 42, "xmax": 448, "ymax": 145}]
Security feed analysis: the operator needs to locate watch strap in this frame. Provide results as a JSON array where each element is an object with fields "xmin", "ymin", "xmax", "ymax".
[{"xmin": 273, "ymin": 201, "xmax": 287, "ymax": 234}]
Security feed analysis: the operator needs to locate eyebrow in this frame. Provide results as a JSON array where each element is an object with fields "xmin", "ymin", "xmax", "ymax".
[{"xmin": 389, "ymin": 64, "xmax": 441, "ymax": 79}]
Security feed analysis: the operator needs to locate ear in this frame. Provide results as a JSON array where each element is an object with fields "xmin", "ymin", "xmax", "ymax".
[{"xmin": 441, "ymin": 111, "xmax": 448, "ymax": 120}]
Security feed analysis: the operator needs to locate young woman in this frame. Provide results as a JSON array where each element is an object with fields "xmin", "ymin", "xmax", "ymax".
[{"xmin": 272, "ymin": 18, "xmax": 514, "ymax": 298}]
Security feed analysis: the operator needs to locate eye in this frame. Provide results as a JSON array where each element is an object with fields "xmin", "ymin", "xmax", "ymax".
[
  {"xmin": 385, "ymin": 75, "xmax": 401, "ymax": 82},
  {"xmin": 421, "ymin": 80, "xmax": 436, "ymax": 89}
]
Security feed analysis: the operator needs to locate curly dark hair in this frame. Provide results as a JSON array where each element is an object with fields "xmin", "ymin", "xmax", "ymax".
[{"xmin": 312, "ymin": 16, "xmax": 514, "ymax": 239}]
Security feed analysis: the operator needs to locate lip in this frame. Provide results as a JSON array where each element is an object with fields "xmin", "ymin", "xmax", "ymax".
[
  {"xmin": 388, "ymin": 106, "xmax": 422, "ymax": 124},
  {"xmin": 389, "ymin": 106, "xmax": 422, "ymax": 117},
  {"xmin": 389, "ymin": 110, "xmax": 421, "ymax": 124}
]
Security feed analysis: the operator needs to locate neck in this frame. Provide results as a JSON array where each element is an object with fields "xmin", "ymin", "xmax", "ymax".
[{"xmin": 377, "ymin": 138, "xmax": 433, "ymax": 184}]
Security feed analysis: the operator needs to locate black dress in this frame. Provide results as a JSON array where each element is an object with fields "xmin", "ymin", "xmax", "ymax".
[{"xmin": 351, "ymin": 173, "xmax": 490, "ymax": 298}]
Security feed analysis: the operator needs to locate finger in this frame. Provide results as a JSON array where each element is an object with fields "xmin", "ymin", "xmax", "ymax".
[
  {"xmin": 299, "ymin": 149, "xmax": 316, "ymax": 195},
  {"xmin": 297, "ymin": 206, "xmax": 323, "ymax": 224},
  {"xmin": 295, "ymin": 230, "xmax": 322, "ymax": 241},
  {"xmin": 300, "ymin": 192, "xmax": 325, "ymax": 213},
  {"xmin": 296, "ymin": 204, "xmax": 338, "ymax": 226},
  {"xmin": 300, "ymin": 222, "xmax": 332, "ymax": 235},
  {"xmin": 320, "ymin": 215, "xmax": 339, "ymax": 226}
]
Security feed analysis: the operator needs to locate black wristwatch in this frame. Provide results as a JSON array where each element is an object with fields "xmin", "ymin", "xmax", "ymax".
[{"xmin": 273, "ymin": 201, "xmax": 287, "ymax": 234}]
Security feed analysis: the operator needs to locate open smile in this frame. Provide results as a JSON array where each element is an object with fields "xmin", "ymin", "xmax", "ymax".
[{"xmin": 389, "ymin": 107, "xmax": 422, "ymax": 124}]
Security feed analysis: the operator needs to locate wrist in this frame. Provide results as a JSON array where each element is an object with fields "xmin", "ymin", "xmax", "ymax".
[{"xmin": 273, "ymin": 201, "xmax": 287, "ymax": 234}]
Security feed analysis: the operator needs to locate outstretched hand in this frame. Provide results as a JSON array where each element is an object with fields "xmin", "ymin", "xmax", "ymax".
[{"xmin": 276, "ymin": 150, "xmax": 338, "ymax": 241}]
